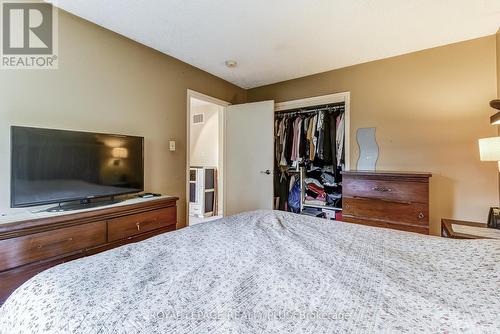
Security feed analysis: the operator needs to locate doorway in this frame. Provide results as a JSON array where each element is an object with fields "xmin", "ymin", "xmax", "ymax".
[{"xmin": 186, "ymin": 90, "xmax": 228, "ymax": 226}]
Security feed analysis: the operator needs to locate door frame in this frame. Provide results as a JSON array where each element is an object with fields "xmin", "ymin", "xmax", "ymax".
[
  {"xmin": 274, "ymin": 91, "xmax": 351, "ymax": 171},
  {"xmin": 186, "ymin": 89, "xmax": 230, "ymax": 226}
]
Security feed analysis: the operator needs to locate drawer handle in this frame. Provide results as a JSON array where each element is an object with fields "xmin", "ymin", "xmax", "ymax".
[
  {"xmin": 372, "ymin": 186, "xmax": 392, "ymax": 192},
  {"xmin": 37, "ymin": 237, "xmax": 73, "ymax": 249},
  {"xmin": 418, "ymin": 212, "xmax": 425, "ymax": 219},
  {"xmin": 136, "ymin": 218, "xmax": 158, "ymax": 231}
]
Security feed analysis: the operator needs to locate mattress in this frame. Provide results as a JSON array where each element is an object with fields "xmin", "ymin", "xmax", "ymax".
[{"xmin": 0, "ymin": 210, "xmax": 499, "ymax": 333}]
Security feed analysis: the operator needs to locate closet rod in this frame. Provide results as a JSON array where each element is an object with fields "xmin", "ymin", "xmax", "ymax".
[{"xmin": 275, "ymin": 105, "xmax": 344, "ymax": 117}]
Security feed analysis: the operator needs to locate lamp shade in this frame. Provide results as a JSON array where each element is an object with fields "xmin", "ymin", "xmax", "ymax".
[
  {"xmin": 489, "ymin": 100, "xmax": 500, "ymax": 125},
  {"xmin": 490, "ymin": 111, "xmax": 500, "ymax": 125},
  {"xmin": 490, "ymin": 99, "xmax": 500, "ymax": 110},
  {"xmin": 479, "ymin": 137, "xmax": 500, "ymax": 161}
]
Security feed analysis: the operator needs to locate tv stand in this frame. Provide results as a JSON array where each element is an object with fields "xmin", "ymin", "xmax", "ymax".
[
  {"xmin": 0, "ymin": 196, "xmax": 178, "ymax": 305},
  {"xmin": 46, "ymin": 197, "xmax": 124, "ymax": 212}
]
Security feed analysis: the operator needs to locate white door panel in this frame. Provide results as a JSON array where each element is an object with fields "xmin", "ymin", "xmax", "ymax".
[{"xmin": 225, "ymin": 100, "xmax": 274, "ymax": 216}]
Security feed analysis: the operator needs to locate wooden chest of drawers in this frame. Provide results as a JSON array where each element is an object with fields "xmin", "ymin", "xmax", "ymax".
[
  {"xmin": 0, "ymin": 221, "xmax": 107, "ymax": 272},
  {"xmin": 341, "ymin": 171, "xmax": 431, "ymax": 234},
  {"xmin": 0, "ymin": 197, "xmax": 178, "ymax": 305},
  {"xmin": 108, "ymin": 207, "xmax": 176, "ymax": 242}
]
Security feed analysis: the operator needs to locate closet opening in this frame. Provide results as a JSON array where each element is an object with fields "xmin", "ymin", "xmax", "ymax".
[
  {"xmin": 186, "ymin": 91, "xmax": 228, "ymax": 226},
  {"xmin": 273, "ymin": 93, "xmax": 350, "ymax": 221}
]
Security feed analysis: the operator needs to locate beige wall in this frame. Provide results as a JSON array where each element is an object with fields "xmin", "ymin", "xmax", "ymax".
[
  {"xmin": 0, "ymin": 11, "xmax": 246, "ymax": 227},
  {"xmin": 190, "ymin": 104, "xmax": 220, "ymax": 167},
  {"xmin": 248, "ymin": 36, "xmax": 499, "ymax": 235},
  {"xmin": 497, "ymin": 30, "xmax": 500, "ymax": 98}
]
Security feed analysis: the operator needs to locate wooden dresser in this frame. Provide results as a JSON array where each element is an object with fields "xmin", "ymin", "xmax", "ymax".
[
  {"xmin": 342, "ymin": 171, "xmax": 431, "ymax": 234},
  {"xmin": 0, "ymin": 196, "xmax": 178, "ymax": 305}
]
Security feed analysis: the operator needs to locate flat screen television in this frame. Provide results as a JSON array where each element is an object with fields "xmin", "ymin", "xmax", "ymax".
[{"xmin": 11, "ymin": 126, "xmax": 144, "ymax": 208}]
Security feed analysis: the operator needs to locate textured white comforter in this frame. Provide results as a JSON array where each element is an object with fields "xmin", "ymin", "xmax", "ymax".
[{"xmin": 1, "ymin": 210, "xmax": 499, "ymax": 333}]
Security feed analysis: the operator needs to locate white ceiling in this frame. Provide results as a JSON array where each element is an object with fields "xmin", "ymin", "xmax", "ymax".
[{"xmin": 51, "ymin": 0, "xmax": 500, "ymax": 89}]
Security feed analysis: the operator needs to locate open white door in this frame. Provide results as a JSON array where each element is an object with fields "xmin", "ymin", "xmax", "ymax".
[{"xmin": 225, "ymin": 100, "xmax": 274, "ymax": 216}]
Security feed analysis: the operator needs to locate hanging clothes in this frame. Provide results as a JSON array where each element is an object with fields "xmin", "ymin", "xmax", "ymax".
[
  {"xmin": 310, "ymin": 114, "xmax": 318, "ymax": 161},
  {"xmin": 284, "ymin": 117, "xmax": 294, "ymax": 164},
  {"xmin": 274, "ymin": 172, "xmax": 289, "ymax": 211},
  {"xmin": 288, "ymin": 177, "xmax": 301, "ymax": 213},
  {"xmin": 299, "ymin": 117, "xmax": 307, "ymax": 159},
  {"xmin": 322, "ymin": 112, "xmax": 332, "ymax": 163},
  {"xmin": 274, "ymin": 119, "xmax": 282, "ymax": 165},
  {"xmin": 279, "ymin": 117, "xmax": 291, "ymax": 167},
  {"xmin": 336, "ymin": 113, "xmax": 345, "ymax": 167},
  {"xmin": 290, "ymin": 117, "xmax": 302, "ymax": 163},
  {"xmin": 273, "ymin": 105, "xmax": 345, "ymax": 214},
  {"xmin": 316, "ymin": 111, "xmax": 325, "ymax": 160},
  {"xmin": 275, "ymin": 109, "xmax": 345, "ymax": 167},
  {"xmin": 329, "ymin": 112, "xmax": 338, "ymax": 169},
  {"xmin": 307, "ymin": 116, "xmax": 315, "ymax": 161}
]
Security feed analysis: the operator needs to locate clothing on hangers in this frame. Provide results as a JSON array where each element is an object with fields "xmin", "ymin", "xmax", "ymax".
[
  {"xmin": 273, "ymin": 104, "xmax": 345, "ymax": 213},
  {"xmin": 274, "ymin": 171, "xmax": 289, "ymax": 211},
  {"xmin": 290, "ymin": 117, "xmax": 302, "ymax": 163},
  {"xmin": 284, "ymin": 117, "xmax": 294, "ymax": 164},
  {"xmin": 316, "ymin": 111, "xmax": 325, "ymax": 160},
  {"xmin": 275, "ymin": 107, "xmax": 345, "ymax": 167},
  {"xmin": 277, "ymin": 117, "xmax": 290, "ymax": 167},
  {"xmin": 310, "ymin": 114, "xmax": 318, "ymax": 161},
  {"xmin": 322, "ymin": 112, "xmax": 332, "ymax": 163},
  {"xmin": 299, "ymin": 116, "xmax": 307, "ymax": 159},
  {"xmin": 306, "ymin": 116, "xmax": 314, "ymax": 161},
  {"xmin": 336, "ymin": 113, "xmax": 345, "ymax": 167},
  {"xmin": 329, "ymin": 112, "xmax": 337, "ymax": 169}
]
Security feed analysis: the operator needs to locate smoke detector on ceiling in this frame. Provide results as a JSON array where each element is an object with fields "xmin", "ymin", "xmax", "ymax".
[{"xmin": 224, "ymin": 60, "xmax": 237, "ymax": 68}]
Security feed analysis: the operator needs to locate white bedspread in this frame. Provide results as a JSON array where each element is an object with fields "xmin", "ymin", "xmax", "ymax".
[{"xmin": 1, "ymin": 210, "xmax": 499, "ymax": 333}]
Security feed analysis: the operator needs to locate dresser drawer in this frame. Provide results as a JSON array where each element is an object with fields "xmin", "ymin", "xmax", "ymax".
[
  {"xmin": 0, "ymin": 221, "xmax": 106, "ymax": 271},
  {"xmin": 343, "ymin": 178, "xmax": 428, "ymax": 204},
  {"xmin": 107, "ymin": 207, "xmax": 176, "ymax": 242},
  {"xmin": 342, "ymin": 216, "xmax": 429, "ymax": 234},
  {"xmin": 343, "ymin": 197, "xmax": 428, "ymax": 225}
]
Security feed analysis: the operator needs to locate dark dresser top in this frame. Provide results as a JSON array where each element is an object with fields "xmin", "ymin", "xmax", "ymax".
[{"xmin": 341, "ymin": 170, "xmax": 432, "ymax": 178}]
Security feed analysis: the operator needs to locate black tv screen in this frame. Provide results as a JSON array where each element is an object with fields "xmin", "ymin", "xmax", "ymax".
[{"xmin": 11, "ymin": 126, "xmax": 144, "ymax": 207}]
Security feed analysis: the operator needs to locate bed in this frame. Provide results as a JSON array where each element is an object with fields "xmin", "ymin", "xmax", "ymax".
[{"xmin": 0, "ymin": 210, "xmax": 499, "ymax": 333}]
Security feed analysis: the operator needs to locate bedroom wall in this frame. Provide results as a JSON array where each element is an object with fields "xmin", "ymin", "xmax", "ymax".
[
  {"xmin": 248, "ymin": 35, "xmax": 499, "ymax": 235},
  {"xmin": 0, "ymin": 10, "xmax": 246, "ymax": 227},
  {"xmin": 190, "ymin": 104, "xmax": 220, "ymax": 167},
  {"xmin": 497, "ymin": 29, "xmax": 500, "ymax": 98}
]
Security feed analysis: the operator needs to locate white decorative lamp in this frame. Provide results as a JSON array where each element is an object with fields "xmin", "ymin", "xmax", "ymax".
[{"xmin": 479, "ymin": 137, "xmax": 500, "ymax": 171}]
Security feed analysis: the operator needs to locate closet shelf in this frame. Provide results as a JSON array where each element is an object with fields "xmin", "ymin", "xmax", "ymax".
[{"xmin": 303, "ymin": 203, "xmax": 342, "ymax": 211}]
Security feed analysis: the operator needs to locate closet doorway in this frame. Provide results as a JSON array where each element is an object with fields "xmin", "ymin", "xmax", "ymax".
[
  {"xmin": 273, "ymin": 92, "xmax": 350, "ymax": 220},
  {"xmin": 187, "ymin": 90, "xmax": 228, "ymax": 226}
]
